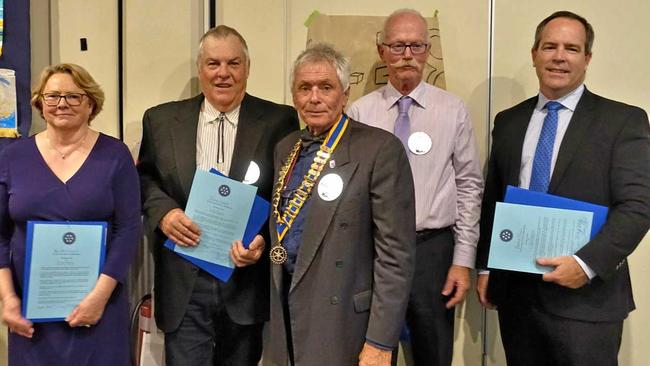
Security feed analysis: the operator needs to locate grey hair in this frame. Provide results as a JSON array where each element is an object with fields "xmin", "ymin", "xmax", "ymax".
[
  {"xmin": 377, "ymin": 8, "xmax": 429, "ymax": 45},
  {"xmin": 291, "ymin": 43, "xmax": 350, "ymax": 91},
  {"xmin": 197, "ymin": 25, "xmax": 250, "ymax": 64}
]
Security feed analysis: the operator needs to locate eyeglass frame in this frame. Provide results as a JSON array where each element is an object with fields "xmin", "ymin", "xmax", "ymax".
[
  {"xmin": 381, "ymin": 42, "xmax": 430, "ymax": 55},
  {"xmin": 41, "ymin": 93, "xmax": 88, "ymax": 106}
]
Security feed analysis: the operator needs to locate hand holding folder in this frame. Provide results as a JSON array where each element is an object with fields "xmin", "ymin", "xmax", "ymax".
[
  {"xmin": 164, "ymin": 169, "xmax": 270, "ymax": 282},
  {"xmin": 487, "ymin": 186, "xmax": 608, "ymax": 274}
]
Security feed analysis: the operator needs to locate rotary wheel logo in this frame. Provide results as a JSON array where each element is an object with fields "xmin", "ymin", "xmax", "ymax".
[
  {"xmin": 499, "ymin": 229, "xmax": 513, "ymax": 242},
  {"xmin": 218, "ymin": 184, "xmax": 231, "ymax": 197},
  {"xmin": 62, "ymin": 232, "xmax": 76, "ymax": 245}
]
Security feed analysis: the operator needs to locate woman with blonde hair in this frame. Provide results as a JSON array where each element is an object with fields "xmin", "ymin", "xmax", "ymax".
[{"xmin": 0, "ymin": 63, "xmax": 141, "ymax": 365}]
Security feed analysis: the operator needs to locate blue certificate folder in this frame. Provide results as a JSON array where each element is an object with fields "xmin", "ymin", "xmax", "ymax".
[
  {"xmin": 22, "ymin": 221, "xmax": 107, "ymax": 322},
  {"xmin": 488, "ymin": 186, "xmax": 609, "ymax": 274},
  {"xmin": 164, "ymin": 169, "xmax": 270, "ymax": 282}
]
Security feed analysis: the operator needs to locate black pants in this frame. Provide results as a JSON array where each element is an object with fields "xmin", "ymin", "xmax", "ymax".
[
  {"xmin": 498, "ymin": 300, "xmax": 623, "ymax": 366},
  {"xmin": 164, "ymin": 270, "xmax": 263, "ymax": 366},
  {"xmin": 400, "ymin": 228, "xmax": 455, "ymax": 366}
]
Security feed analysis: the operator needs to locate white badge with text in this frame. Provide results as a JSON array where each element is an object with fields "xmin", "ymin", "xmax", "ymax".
[
  {"xmin": 408, "ymin": 132, "xmax": 432, "ymax": 155},
  {"xmin": 318, "ymin": 173, "xmax": 343, "ymax": 201},
  {"xmin": 243, "ymin": 161, "xmax": 261, "ymax": 185}
]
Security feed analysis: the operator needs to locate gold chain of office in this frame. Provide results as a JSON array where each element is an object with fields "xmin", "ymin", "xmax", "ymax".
[{"xmin": 269, "ymin": 139, "xmax": 333, "ymax": 264}]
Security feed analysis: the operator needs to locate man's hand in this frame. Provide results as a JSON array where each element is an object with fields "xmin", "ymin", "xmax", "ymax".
[
  {"xmin": 441, "ymin": 264, "xmax": 471, "ymax": 308},
  {"xmin": 476, "ymin": 273, "xmax": 495, "ymax": 309},
  {"xmin": 160, "ymin": 208, "xmax": 201, "ymax": 246},
  {"xmin": 358, "ymin": 342, "xmax": 391, "ymax": 366},
  {"xmin": 1, "ymin": 295, "xmax": 34, "ymax": 338},
  {"xmin": 230, "ymin": 235, "xmax": 265, "ymax": 267},
  {"xmin": 538, "ymin": 255, "xmax": 588, "ymax": 289}
]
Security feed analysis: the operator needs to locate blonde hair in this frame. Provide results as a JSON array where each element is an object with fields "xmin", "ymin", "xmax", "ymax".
[{"xmin": 31, "ymin": 63, "xmax": 105, "ymax": 122}]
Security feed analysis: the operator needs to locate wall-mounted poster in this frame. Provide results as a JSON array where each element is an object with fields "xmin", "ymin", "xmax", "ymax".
[
  {"xmin": 306, "ymin": 11, "xmax": 445, "ymax": 104},
  {"xmin": 0, "ymin": 68, "xmax": 18, "ymax": 137}
]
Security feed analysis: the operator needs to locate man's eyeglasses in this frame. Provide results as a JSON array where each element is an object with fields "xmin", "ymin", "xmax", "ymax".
[
  {"xmin": 41, "ymin": 93, "xmax": 87, "ymax": 106},
  {"xmin": 382, "ymin": 43, "xmax": 429, "ymax": 55}
]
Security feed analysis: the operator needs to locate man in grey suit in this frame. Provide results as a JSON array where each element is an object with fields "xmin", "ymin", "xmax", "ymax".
[
  {"xmin": 264, "ymin": 43, "xmax": 415, "ymax": 366},
  {"xmin": 476, "ymin": 11, "xmax": 650, "ymax": 365},
  {"xmin": 138, "ymin": 25, "xmax": 298, "ymax": 365}
]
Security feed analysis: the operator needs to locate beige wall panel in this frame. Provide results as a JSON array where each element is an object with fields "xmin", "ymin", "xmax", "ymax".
[
  {"xmin": 492, "ymin": 1, "xmax": 650, "ymax": 365},
  {"xmin": 220, "ymin": 0, "xmax": 289, "ymax": 104},
  {"xmin": 122, "ymin": 1, "xmax": 203, "ymax": 155},
  {"xmin": 52, "ymin": 0, "xmax": 119, "ymax": 138}
]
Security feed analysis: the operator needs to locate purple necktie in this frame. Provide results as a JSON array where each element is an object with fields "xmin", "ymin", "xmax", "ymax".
[
  {"xmin": 530, "ymin": 101, "xmax": 563, "ymax": 192},
  {"xmin": 394, "ymin": 96, "xmax": 413, "ymax": 152}
]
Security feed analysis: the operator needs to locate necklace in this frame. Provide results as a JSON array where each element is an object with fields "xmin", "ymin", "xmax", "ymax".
[
  {"xmin": 46, "ymin": 130, "xmax": 89, "ymax": 159},
  {"xmin": 269, "ymin": 115, "xmax": 349, "ymax": 265}
]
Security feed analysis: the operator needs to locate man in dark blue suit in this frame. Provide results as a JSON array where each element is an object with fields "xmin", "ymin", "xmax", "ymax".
[{"xmin": 477, "ymin": 11, "xmax": 650, "ymax": 366}]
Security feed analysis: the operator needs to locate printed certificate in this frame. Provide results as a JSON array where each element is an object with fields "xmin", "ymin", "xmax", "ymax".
[
  {"xmin": 488, "ymin": 202, "xmax": 593, "ymax": 274},
  {"xmin": 22, "ymin": 221, "xmax": 107, "ymax": 322},
  {"xmin": 173, "ymin": 170, "xmax": 257, "ymax": 268}
]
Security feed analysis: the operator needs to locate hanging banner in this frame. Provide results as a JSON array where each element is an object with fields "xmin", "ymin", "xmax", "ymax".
[
  {"xmin": 0, "ymin": 0, "xmax": 30, "ymax": 148},
  {"xmin": 0, "ymin": 0, "xmax": 4, "ymax": 56},
  {"xmin": 306, "ymin": 11, "xmax": 446, "ymax": 104},
  {"xmin": 0, "ymin": 68, "xmax": 18, "ymax": 137}
]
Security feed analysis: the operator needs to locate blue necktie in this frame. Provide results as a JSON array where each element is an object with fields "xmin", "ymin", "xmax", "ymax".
[
  {"xmin": 530, "ymin": 101, "xmax": 563, "ymax": 192},
  {"xmin": 394, "ymin": 96, "xmax": 413, "ymax": 152}
]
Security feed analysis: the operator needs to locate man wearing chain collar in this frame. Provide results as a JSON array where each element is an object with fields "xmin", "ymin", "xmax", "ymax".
[{"xmin": 264, "ymin": 43, "xmax": 416, "ymax": 366}]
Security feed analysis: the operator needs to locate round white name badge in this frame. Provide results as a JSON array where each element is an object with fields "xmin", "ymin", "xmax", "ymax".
[
  {"xmin": 408, "ymin": 132, "xmax": 432, "ymax": 155},
  {"xmin": 317, "ymin": 173, "xmax": 344, "ymax": 201},
  {"xmin": 243, "ymin": 161, "xmax": 261, "ymax": 185}
]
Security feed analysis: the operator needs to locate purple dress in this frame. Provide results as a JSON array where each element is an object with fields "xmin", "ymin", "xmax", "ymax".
[{"xmin": 0, "ymin": 134, "xmax": 141, "ymax": 366}]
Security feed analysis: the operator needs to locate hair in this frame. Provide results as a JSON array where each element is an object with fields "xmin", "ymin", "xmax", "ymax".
[
  {"xmin": 533, "ymin": 11, "xmax": 594, "ymax": 54},
  {"xmin": 291, "ymin": 43, "xmax": 351, "ymax": 91},
  {"xmin": 31, "ymin": 63, "xmax": 104, "ymax": 122},
  {"xmin": 377, "ymin": 8, "xmax": 429, "ymax": 45},
  {"xmin": 197, "ymin": 25, "xmax": 250, "ymax": 64}
]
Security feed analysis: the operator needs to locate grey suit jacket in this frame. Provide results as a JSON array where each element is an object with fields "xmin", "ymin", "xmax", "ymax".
[
  {"xmin": 138, "ymin": 93, "xmax": 298, "ymax": 332},
  {"xmin": 264, "ymin": 120, "xmax": 416, "ymax": 366},
  {"xmin": 477, "ymin": 88, "xmax": 650, "ymax": 322}
]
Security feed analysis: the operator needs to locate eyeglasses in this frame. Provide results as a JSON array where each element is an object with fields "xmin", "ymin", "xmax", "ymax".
[
  {"xmin": 382, "ymin": 42, "xmax": 429, "ymax": 55},
  {"xmin": 41, "ymin": 93, "xmax": 87, "ymax": 106}
]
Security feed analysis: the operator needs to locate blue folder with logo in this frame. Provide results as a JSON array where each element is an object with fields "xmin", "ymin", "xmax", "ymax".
[
  {"xmin": 164, "ymin": 168, "xmax": 270, "ymax": 282},
  {"xmin": 503, "ymin": 185, "xmax": 608, "ymax": 238}
]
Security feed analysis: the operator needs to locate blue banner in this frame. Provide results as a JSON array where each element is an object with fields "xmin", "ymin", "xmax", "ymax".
[{"xmin": 0, "ymin": 0, "xmax": 30, "ymax": 149}]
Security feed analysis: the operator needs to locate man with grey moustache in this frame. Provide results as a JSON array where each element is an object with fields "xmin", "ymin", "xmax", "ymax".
[{"xmin": 347, "ymin": 9, "xmax": 483, "ymax": 366}]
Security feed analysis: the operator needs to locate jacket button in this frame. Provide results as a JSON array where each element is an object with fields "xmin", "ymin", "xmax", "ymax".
[
  {"xmin": 330, "ymin": 296, "xmax": 339, "ymax": 304},
  {"xmin": 339, "ymin": 222, "xmax": 348, "ymax": 229},
  {"xmin": 335, "ymin": 260, "xmax": 344, "ymax": 268}
]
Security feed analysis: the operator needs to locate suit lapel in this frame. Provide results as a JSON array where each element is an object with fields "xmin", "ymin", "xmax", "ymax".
[
  {"xmin": 290, "ymin": 126, "xmax": 356, "ymax": 293},
  {"xmin": 507, "ymin": 97, "xmax": 538, "ymax": 186},
  {"xmin": 549, "ymin": 89, "xmax": 596, "ymax": 192},
  {"xmin": 171, "ymin": 95, "xmax": 203, "ymax": 197},
  {"xmin": 229, "ymin": 94, "xmax": 264, "ymax": 181}
]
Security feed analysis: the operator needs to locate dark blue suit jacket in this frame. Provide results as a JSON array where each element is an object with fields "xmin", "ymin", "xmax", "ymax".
[{"xmin": 477, "ymin": 88, "xmax": 650, "ymax": 322}]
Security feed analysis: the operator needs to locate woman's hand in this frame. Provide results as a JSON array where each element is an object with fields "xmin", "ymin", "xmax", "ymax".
[
  {"xmin": 65, "ymin": 290, "xmax": 109, "ymax": 328},
  {"xmin": 2, "ymin": 295, "xmax": 34, "ymax": 338},
  {"xmin": 65, "ymin": 274, "xmax": 117, "ymax": 328}
]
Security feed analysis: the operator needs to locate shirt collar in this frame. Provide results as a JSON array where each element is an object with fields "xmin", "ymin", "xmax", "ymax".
[
  {"xmin": 202, "ymin": 99, "xmax": 241, "ymax": 126},
  {"xmin": 536, "ymin": 84, "xmax": 585, "ymax": 112},
  {"xmin": 384, "ymin": 80, "xmax": 427, "ymax": 110}
]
